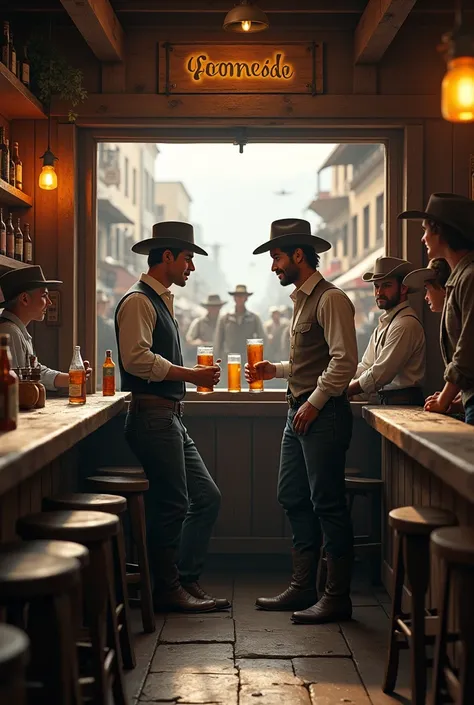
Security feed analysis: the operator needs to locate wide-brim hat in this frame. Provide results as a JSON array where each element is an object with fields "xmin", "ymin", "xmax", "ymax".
[
  {"xmin": 131, "ymin": 221, "xmax": 208, "ymax": 256},
  {"xmin": 0, "ymin": 265, "xmax": 62, "ymax": 306},
  {"xmin": 402, "ymin": 267, "xmax": 437, "ymax": 292},
  {"xmin": 253, "ymin": 218, "xmax": 331, "ymax": 255},
  {"xmin": 362, "ymin": 256, "xmax": 414, "ymax": 283},
  {"xmin": 229, "ymin": 284, "xmax": 253, "ymax": 296},
  {"xmin": 398, "ymin": 193, "xmax": 474, "ymax": 241},
  {"xmin": 201, "ymin": 294, "xmax": 226, "ymax": 307}
]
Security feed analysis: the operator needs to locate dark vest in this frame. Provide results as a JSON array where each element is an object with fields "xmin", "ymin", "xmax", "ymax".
[{"xmin": 115, "ymin": 281, "xmax": 185, "ymax": 401}]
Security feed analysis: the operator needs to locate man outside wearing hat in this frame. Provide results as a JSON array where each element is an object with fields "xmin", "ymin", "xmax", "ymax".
[
  {"xmin": 0, "ymin": 265, "xmax": 92, "ymax": 390},
  {"xmin": 115, "ymin": 221, "xmax": 229, "ymax": 613},
  {"xmin": 186, "ymin": 294, "xmax": 225, "ymax": 350},
  {"xmin": 347, "ymin": 256, "xmax": 426, "ymax": 406},
  {"xmin": 264, "ymin": 305, "xmax": 290, "ymax": 360},
  {"xmin": 246, "ymin": 218, "xmax": 358, "ymax": 625},
  {"xmin": 398, "ymin": 193, "xmax": 474, "ymax": 424},
  {"xmin": 214, "ymin": 284, "xmax": 265, "ymax": 387}
]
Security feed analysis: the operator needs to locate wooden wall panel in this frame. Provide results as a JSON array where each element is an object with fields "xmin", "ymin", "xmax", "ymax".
[
  {"xmin": 215, "ymin": 418, "xmax": 252, "ymax": 537},
  {"xmin": 251, "ymin": 418, "xmax": 284, "ymax": 538}
]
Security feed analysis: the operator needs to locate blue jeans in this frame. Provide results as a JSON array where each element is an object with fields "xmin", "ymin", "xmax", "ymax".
[
  {"xmin": 465, "ymin": 399, "xmax": 474, "ymax": 425},
  {"xmin": 277, "ymin": 395, "xmax": 354, "ymax": 558},
  {"xmin": 124, "ymin": 408, "xmax": 221, "ymax": 583}
]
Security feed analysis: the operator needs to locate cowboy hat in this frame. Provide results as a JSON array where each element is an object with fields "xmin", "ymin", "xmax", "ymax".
[
  {"xmin": 229, "ymin": 284, "xmax": 253, "ymax": 296},
  {"xmin": 362, "ymin": 256, "xmax": 414, "ymax": 283},
  {"xmin": 253, "ymin": 218, "xmax": 331, "ymax": 255},
  {"xmin": 403, "ymin": 258, "xmax": 451, "ymax": 292},
  {"xmin": 398, "ymin": 193, "xmax": 474, "ymax": 241},
  {"xmin": 201, "ymin": 294, "xmax": 226, "ymax": 307},
  {"xmin": 131, "ymin": 221, "xmax": 208, "ymax": 256},
  {"xmin": 0, "ymin": 265, "xmax": 62, "ymax": 306}
]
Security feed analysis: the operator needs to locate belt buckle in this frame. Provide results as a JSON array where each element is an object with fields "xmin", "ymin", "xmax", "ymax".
[
  {"xmin": 178, "ymin": 401, "xmax": 185, "ymax": 417},
  {"xmin": 286, "ymin": 395, "xmax": 295, "ymax": 409}
]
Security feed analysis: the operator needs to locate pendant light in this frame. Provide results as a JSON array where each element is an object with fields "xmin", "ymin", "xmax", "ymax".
[
  {"xmin": 223, "ymin": 1, "xmax": 269, "ymax": 34},
  {"xmin": 440, "ymin": 0, "xmax": 474, "ymax": 123},
  {"xmin": 39, "ymin": 18, "xmax": 58, "ymax": 190}
]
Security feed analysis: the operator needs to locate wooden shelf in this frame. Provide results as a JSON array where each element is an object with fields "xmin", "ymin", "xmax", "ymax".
[
  {"xmin": 0, "ymin": 62, "xmax": 46, "ymax": 121},
  {"xmin": 0, "ymin": 179, "xmax": 33, "ymax": 208},
  {"xmin": 0, "ymin": 254, "xmax": 30, "ymax": 273}
]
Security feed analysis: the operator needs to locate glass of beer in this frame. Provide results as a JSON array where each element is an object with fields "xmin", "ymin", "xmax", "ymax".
[
  {"xmin": 247, "ymin": 338, "xmax": 264, "ymax": 393},
  {"xmin": 197, "ymin": 346, "xmax": 214, "ymax": 394},
  {"xmin": 228, "ymin": 354, "xmax": 241, "ymax": 393}
]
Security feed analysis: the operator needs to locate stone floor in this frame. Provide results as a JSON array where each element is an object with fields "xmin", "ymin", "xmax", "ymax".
[{"xmin": 124, "ymin": 567, "xmax": 412, "ymax": 705}]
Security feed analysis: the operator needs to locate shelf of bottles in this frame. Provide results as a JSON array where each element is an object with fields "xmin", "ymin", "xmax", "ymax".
[
  {"xmin": 0, "ymin": 20, "xmax": 45, "ymax": 121},
  {"xmin": 0, "ymin": 208, "xmax": 33, "ymax": 271}
]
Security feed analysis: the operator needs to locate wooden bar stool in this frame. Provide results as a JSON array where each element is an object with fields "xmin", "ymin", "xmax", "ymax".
[
  {"xmin": 431, "ymin": 526, "xmax": 474, "ymax": 705},
  {"xmin": 0, "ymin": 550, "xmax": 81, "ymax": 705},
  {"xmin": 86, "ymin": 475, "xmax": 154, "ymax": 634},
  {"xmin": 0, "ymin": 623, "xmax": 29, "ymax": 705},
  {"xmin": 383, "ymin": 506, "xmax": 457, "ymax": 705},
  {"xmin": 42, "ymin": 493, "xmax": 135, "ymax": 670},
  {"xmin": 17, "ymin": 510, "xmax": 127, "ymax": 705},
  {"xmin": 97, "ymin": 466, "xmax": 146, "ymax": 478}
]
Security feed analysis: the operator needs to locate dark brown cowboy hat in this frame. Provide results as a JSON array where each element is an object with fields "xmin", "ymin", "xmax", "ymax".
[
  {"xmin": 398, "ymin": 193, "xmax": 474, "ymax": 241},
  {"xmin": 402, "ymin": 267, "xmax": 437, "ymax": 292},
  {"xmin": 0, "ymin": 265, "xmax": 62, "ymax": 305},
  {"xmin": 362, "ymin": 256, "xmax": 414, "ymax": 283},
  {"xmin": 229, "ymin": 284, "xmax": 253, "ymax": 297},
  {"xmin": 132, "ymin": 221, "xmax": 208, "ymax": 256},
  {"xmin": 201, "ymin": 294, "xmax": 226, "ymax": 307},
  {"xmin": 253, "ymin": 218, "xmax": 331, "ymax": 255}
]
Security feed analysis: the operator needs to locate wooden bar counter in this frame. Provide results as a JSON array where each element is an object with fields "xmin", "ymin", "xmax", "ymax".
[{"xmin": 0, "ymin": 393, "xmax": 130, "ymax": 543}]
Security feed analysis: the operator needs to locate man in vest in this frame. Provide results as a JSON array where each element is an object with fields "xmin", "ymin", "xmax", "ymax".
[
  {"xmin": 347, "ymin": 257, "xmax": 426, "ymax": 405},
  {"xmin": 115, "ymin": 221, "xmax": 229, "ymax": 613},
  {"xmin": 247, "ymin": 218, "xmax": 358, "ymax": 624},
  {"xmin": 186, "ymin": 294, "xmax": 226, "ymax": 349}
]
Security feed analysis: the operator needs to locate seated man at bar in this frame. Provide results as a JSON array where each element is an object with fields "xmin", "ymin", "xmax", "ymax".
[
  {"xmin": 115, "ymin": 221, "xmax": 228, "ymax": 613},
  {"xmin": 398, "ymin": 192, "xmax": 474, "ymax": 424},
  {"xmin": 0, "ymin": 265, "xmax": 91, "ymax": 390},
  {"xmin": 347, "ymin": 256, "xmax": 426, "ymax": 406}
]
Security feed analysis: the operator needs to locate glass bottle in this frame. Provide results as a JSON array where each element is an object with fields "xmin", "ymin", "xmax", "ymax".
[
  {"xmin": 6, "ymin": 213, "xmax": 14, "ymax": 259},
  {"xmin": 9, "ymin": 32, "xmax": 16, "ymax": 77},
  {"xmin": 20, "ymin": 45, "xmax": 30, "ymax": 87},
  {"xmin": 102, "ymin": 349, "xmax": 115, "ymax": 396},
  {"xmin": 23, "ymin": 223, "xmax": 32, "ymax": 264},
  {"xmin": 12, "ymin": 142, "xmax": 22, "ymax": 190},
  {"xmin": 69, "ymin": 345, "xmax": 86, "ymax": 405},
  {"xmin": 0, "ymin": 127, "xmax": 9, "ymax": 182},
  {"xmin": 0, "ymin": 208, "xmax": 6, "ymax": 256},
  {"xmin": 14, "ymin": 218, "xmax": 23, "ymax": 261},
  {"xmin": 1, "ymin": 22, "xmax": 9, "ymax": 70},
  {"xmin": 0, "ymin": 333, "xmax": 19, "ymax": 432}
]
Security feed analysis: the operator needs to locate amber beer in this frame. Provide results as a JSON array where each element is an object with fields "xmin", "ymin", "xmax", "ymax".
[
  {"xmin": 227, "ymin": 354, "xmax": 241, "ymax": 393},
  {"xmin": 197, "ymin": 346, "xmax": 214, "ymax": 394},
  {"xmin": 247, "ymin": 338, "xmax": 264, "ymax": 393},
  {"xmin": 102, "ymin": 349, "xmax": 115, "ymax": 396},
  {"xmin": 69, "ymin": 345, "xmax": 86, "ymax": 405}
]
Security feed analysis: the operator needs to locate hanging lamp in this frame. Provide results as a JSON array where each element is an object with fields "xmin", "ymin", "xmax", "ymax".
[
  {"xmin": 38, "ymin": 17, "xmax": 58, "ymax": 190},
  {"xmin": 223, "ymin": 1, "xmax": 269, "ymax": 34},
  {"xmin": 440, "ymin": 0, "xmax": 474, "ymax": 123}
]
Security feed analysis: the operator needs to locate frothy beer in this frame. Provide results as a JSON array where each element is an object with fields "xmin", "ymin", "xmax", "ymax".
[
  {"xmin": 228, "ymin": 354, "xmax": 241, "ymax": 393},
  {"xmin": 197, "ymin": 346, "xmax": 214, "ymax": 394},
  {"xmin": 247, "ymin": 339, "xmax": 264, "ymax": 393}
]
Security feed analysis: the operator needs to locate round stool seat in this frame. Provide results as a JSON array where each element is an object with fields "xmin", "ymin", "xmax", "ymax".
[
  {"xmin": 0, "ymin": 539, "xmax": 89, "ymax": 568},
  {"xmin": 43, "ymin": 493, "xmax": 127, "ymax": 515},
  {"xmin": 345, "ymin": 477, "xmax": 384, "ymax": 491},
  {"xmin": 98, "ymin": 466, "xmax": 145, "ymax": 477},
  {"xmin": 0, "ymin": 551, "xmax": 80, "ymax": 599},
  {"xmin": 86, "ymin": 475, "xmax": 149, "ymax": 494},
  {"xmin": 389, "ymin": 506, "xmax": 457, "ymax": 535},
  {"xmin": 17, "ymin": 510, "xmax": 119, "ymax": 544},
  {"xmin": 0, "ymin": 623, "xmax": 29, "ymax": 671},
  {"xmin": 345, "ymin": 467, "xmax": 362, "ymax": 476},
  {"xmin": 431, "ymin": 526, "xmax": 474, "ymax": 565}
]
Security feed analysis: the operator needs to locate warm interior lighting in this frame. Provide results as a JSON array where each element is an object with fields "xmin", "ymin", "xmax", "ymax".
[
  {"xmin": 440, "ymin": 0, "xmax": 474, "ymax": 122},
  {"xmin": 38, "ymin": 148, "xmax": 58, "ymax": 191},
  {"xmin": 223, "ymin": 1, "xmax": 269, "ymax": 33}
]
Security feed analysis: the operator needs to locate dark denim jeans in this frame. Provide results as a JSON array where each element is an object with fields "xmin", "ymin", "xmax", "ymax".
[
  {"xmin": 465, "ymin": 399, "xmax": 474, "ymax": 425},
  {"xmin": 277, "ymin": 395, "xmax": 354, "ymax": 558},
  {"xmin": 124, "ymin": 408, "xmax": 221, "ymax": 583}
]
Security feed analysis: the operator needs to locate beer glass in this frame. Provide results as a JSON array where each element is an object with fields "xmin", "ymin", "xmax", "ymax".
[
  {"xmin": 227, "ymin": 354, "xmax": 241, "ymax": 393},
  {"xmin": 197, "ymin": 346, "xmax": 214, "ymax": 394},
  {"xmin": 247, "ymin": 338, "xmax": 264, "ymax": 393}
]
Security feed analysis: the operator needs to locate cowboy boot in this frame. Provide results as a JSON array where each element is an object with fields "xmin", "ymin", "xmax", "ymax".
[
  {"xmin": 291, "ymin": 554, "xmax": 352, "ymax": 624},
  {"xmin": 182, "ymin": 581, "xmax": 231, "ymax": 610},
  {"xmin": 152, "ymin": 548, "xmax": 216, "ymax": 613},
  {"xmin": 255, "ymin": 548, "xmax": 318, "ymax": 611}
]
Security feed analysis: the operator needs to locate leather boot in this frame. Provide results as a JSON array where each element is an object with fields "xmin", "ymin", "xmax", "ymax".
[
  {"xmin": 182, "ymin": 581, "xmax": 231, "ymax": 610},
  {"xmin": 255, "ymin": 549, "xmax": 318, "ymax": 611},
  {"xmin": 152, "ymin": 548, "xmax": 216, "ymax": 613},
  {"xmin": 291, "ymin": 554, "xmax": 352, "ymax": 624}
]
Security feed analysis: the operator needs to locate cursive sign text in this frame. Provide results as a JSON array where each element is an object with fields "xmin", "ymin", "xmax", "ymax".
[{"xmin": 186, "ymin": 52, "xmax": 295, "ymax": 82}]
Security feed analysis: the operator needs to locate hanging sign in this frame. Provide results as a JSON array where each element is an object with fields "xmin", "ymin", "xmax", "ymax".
[{"xmin": 160, "ymin": 43, "xmax": 323, "ymax": 95}]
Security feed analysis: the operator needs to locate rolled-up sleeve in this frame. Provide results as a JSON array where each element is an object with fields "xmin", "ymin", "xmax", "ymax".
[
  {"xmin": 444, "ymin": 274, "xmax": 474, "ymax": 390},
  {"xmin": 117, "ymin": 293, "xmax": 172, "ymax": 382},
  {"xmin": 39, "ymin": 365, "xmax": 61, "ymax": 391}
]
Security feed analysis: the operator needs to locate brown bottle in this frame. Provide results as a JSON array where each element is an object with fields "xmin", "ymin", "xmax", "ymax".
[
  {"xmin": 14, "ymin": 218, "xmax": 23, "ymax": 262},
  {"xmin": 0, "ymin": 127, "xmax": 9, "ymax": 182},
  {"xmin": 69, "ymin": 345, "xmax": 86, "ymax": 405},
  {"xmin": 30, "ymin": 355, "xmax": 46, "ymax": 408},
  {"xmin": 12, "ymin": 142, "xmax": 22, "ymax": 190},
  {"xmin": 0, "ymin": 333, "xmax": 19, "ymax": 432},
  {"xmin": 6, "ymin": 213, "xmax": 14, "ymax": 259},
  {"xmin": 102, "ymin": 349, "xmax": 116, "ymax": 396},
  {"xmin": 1, "ymin": 22, "xmax": 9, "ymax": 70},
  {"xmin": 0, "ymin": 208, "xmax": 6, "ymax": 256},
  {"xmin": 23, "ymin": 223, "xmax": 32, "ymax": 264}
]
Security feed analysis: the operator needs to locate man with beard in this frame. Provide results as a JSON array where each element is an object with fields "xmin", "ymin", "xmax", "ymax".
[
  {"xmin": 347, "ymin": 256, "xmax": 426, "ymax": 405},
  {"xmin": 246, "ymin": 218, "xmax": 358, "ymax": 625}
]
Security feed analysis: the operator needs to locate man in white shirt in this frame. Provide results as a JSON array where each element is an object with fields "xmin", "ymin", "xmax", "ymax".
[{"xmin": 347, "ymin": 256, "xmax": 426, "ymax": 406}]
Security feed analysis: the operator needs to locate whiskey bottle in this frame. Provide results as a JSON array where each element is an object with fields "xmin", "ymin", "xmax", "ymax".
[
  {"xmin": 0, "ymin": 208, "xmax": 6, "ymax": 256},
  {"xmin": 9, "ymin": 144, "xmax": 15, "ymax": 187},
  {"xmin": 12, "ymin": 142, "xmax": 22, "ymax": 190},
  {"xmin": 0, "ymin": 333, "xmax": 19, "ymax": 432},
  {"xmin": 69, "ymin": 345, "xmax": 86, "ymax": 405},
  {"xmin": 9, "ymin": 33, "xmax": 16, "ymax": 77},
  {"xmin": 20, "ymin": 45, "xmax": 30, "ymax": 87},
  {"xmin": 0, "ymin": 127, "xmax": 9, "ymax": 182},
  {"xmin": 6, "ymin": 213, "xmax": 14, "ymax": 259},
  {"xmin": 14, "ymin": 219, "xmax": 23, "ymax": 262},
  {"xmin": 23, "ymin": 223, "xmax": 32, "ymax": 264},
  {"xmin": 0, "ymin": 22, "xmax": 9, "ymax": 70},
  {"xmin": 102, "ymin": 349, "xmax": 116, "ymax": 396}
]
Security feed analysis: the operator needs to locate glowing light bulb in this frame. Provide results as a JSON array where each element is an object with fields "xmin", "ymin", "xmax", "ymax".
[
  {"xmin": 241, "ymin": 20, "xmax": 252, "ymax": 32},
  {"xmin": 442, "ymin": 56, "xmax": 474, "ymax": 122},
  {"xmin": 38, "ymin": 165, "xmax": 58, "ymax": 190}
]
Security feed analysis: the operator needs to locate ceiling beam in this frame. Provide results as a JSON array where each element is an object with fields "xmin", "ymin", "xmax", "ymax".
[
  {"xmin": 354, "ymin": 0, "xmax": 418, "ymax": 64},
  {"xmin": 59, "ymin": 0, "xmax": 124, "ymax": 62},
  {"xmin": 110, "ymin": 0, "xmax": 366, "ymax": 12}
]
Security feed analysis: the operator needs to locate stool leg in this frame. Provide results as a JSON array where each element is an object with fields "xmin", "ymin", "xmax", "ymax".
[
  {"xmin": 370, "ymin": 488, "xmax": 382, "ymax": 584},
  {"xmin": 114, "ymin": 524, "xmax": 136, "ymax": 669},
  {"xmin": 383, "ymin": 529, "xmax": 405, "ymax": 693},
  {"xmin": 104, "ymin": 540, "xmax": 128, "ymax": 705},
  {"xmin": 128, "ymin": 494, "xmax": 155, "ymax": 633},
  {"xmin": 405, "ymin": 534, "xmax": 430, "ymax": 705},
  {"xmin": 431, "ymin": 558, "xmax": 450, "ymax": 705},
  {"xmin": 457, "ymin": 568, "xmax": 474, "ymax": 705}
]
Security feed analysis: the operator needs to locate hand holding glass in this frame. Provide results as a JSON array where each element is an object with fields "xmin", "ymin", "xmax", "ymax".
[
  {"xmin": 247, "ymin": 338, "xmax": 264, "ymax": 392},
  {"xmin": 197, "ymin": 346, "xmax": 214, "ymax": 394}
]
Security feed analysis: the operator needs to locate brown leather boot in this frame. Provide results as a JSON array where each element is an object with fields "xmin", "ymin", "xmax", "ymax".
[
  {"xmin": 152, "ymin": 548, "xmax": 216, "ymax": 613},
  {"xmin": 291, "ymin": 554, "xmax": 352, "ymax": 624},
  {"xmin": 182, "ymin": 581, "xmax": 231, "ymax": 610},
  {"xmin": 255, "ymin": 549, "xmax": 318, "ymax": 611}
]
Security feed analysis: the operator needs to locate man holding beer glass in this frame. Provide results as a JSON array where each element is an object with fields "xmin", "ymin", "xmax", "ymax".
[{"xmin": 247, "ymin": 218, "xmax": 358, "ymax": 625}]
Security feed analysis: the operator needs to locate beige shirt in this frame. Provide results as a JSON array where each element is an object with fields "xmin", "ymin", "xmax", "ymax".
[
  {"xmin": 186, "ymin": 315, "xmax": 218, "ymax": 346},
  {"xmin": 116, "ymin": 273, "xmax": 175, "ymax": 382},
  {"xmin": 355, "ymin": 301, "xmax": 425, "ymax": 395},
  {"xmin": 274, "ymin": 271, "xmax": 358, "ymax": 409}
]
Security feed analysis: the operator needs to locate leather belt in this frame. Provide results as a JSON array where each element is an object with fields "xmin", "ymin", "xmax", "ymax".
[
  {"xmin": 286, "ymin": 393, "xmax": 310, "ymax": 409},
  {"xmin": 130, "ymin": 396, "xmax": 185, "ymax": 416}
]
